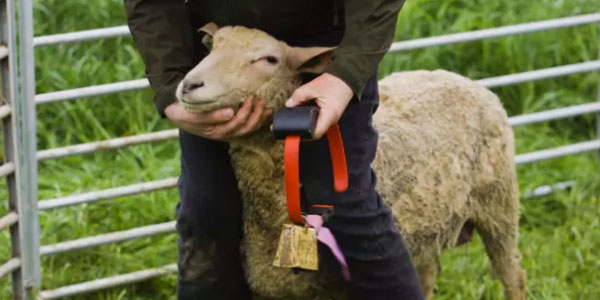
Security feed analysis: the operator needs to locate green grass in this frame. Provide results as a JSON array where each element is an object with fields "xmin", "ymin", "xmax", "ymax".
[{"xmin": 1, "ymin": 0, "xmax": 599, "ymax": 299}]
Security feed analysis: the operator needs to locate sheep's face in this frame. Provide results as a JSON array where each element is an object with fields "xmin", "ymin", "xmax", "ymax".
[{"xmin": 176, "ymin": 25, "xmax": 333, "ymax": 114}]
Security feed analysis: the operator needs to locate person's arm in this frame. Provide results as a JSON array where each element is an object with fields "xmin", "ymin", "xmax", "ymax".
[
  {"xmin": 124, "ymin": 0, "xmax": 196, "ymax": 117},
  {"xmin": 125, "ymin": 0, "xmax": 272, "ymax": 139},
  {"xmin": 325, "ymin": 0, "xmax": 406, "ymax": 98},
  {"xmin": 286, "ymin": 0, "xmax": 405, "ymax": 138}
]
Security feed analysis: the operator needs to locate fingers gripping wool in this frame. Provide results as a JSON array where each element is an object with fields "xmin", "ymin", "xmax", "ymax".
[{"xmin": 179, "ymin": 26, "xmax": 525, "ymax": 300}]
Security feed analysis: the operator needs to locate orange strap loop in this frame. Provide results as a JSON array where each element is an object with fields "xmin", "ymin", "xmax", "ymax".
[{"xmin": 284, "ymin": 125, "xmax": 348, "ymax": 225}]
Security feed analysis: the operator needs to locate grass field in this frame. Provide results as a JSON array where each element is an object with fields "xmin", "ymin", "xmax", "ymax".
[{"xmin": 1, "ymin": 0, "xmax": 599, "ymax": 299}]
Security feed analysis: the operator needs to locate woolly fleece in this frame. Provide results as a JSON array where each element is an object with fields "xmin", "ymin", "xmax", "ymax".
[{"xmin": 177, "ymin": 26, "xmax": 526, "ymax": 300}]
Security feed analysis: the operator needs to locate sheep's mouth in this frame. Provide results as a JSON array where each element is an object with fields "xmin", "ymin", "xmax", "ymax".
[
  {"xmin": 179, "ymin": 98, "xmax": 228, "ymax": 114},
  {"xmin": 180, "ymin": 99, "xmax": 217, "ymax": 106}
]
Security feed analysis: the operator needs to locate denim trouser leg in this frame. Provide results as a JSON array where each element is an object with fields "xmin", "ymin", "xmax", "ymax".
[
  {"xmin": 176, "ymin": 133, "xmax": 251, "ymax": 300},
  {"xmin": 300, "ymin": 77, "xmax": 424, "ymax": 299}
]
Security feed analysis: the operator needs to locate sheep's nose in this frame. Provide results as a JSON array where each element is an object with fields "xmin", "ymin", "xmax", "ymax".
[{"xmin": 182, "ymin": 81, "xmax": 204, "ymax": 94}]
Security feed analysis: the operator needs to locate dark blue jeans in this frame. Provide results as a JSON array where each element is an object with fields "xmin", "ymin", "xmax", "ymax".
[{"xmin": 175, "ymin": 75, "xmax": 424, "ymax": 299}]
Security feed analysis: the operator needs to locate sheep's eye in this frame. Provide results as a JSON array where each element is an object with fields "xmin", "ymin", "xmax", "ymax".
[{"xmin": 265, "ymin": 56, "xmax": 279, "ymax": 64}]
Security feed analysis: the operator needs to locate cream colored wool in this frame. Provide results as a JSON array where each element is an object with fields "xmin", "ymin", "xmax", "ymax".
[{"xmin": 176, "ymin": 25, "xmax": 526, "ymax": 300}]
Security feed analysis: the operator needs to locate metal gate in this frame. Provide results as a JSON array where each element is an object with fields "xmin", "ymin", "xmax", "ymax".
[{"xmin": 0, "ymin": 0, "xmax": 599, "ymax": 298}]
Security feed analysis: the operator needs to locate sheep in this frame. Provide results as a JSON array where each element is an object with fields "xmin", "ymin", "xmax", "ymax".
[{"xmin": 175, "ymin": 25, "xmax": 526, "ymax": 300}]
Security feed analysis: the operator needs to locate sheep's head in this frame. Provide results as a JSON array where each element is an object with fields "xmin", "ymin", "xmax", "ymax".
[{"xmin": 176, "ymin": 24, "xmax": 334, "ymax": 113}]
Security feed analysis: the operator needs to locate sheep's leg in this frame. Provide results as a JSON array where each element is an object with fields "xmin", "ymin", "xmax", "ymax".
[
  {"xmin": 415, "ymin": 257, "xmax": 439, "ymax": 300},
  {"xmin": 475, "ymin": 212, "xmax": 526, "ymax": 300}
]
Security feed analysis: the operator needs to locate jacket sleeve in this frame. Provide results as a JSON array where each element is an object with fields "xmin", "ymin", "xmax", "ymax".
[
  {"xmin": 124, "ymin": 0, "xmax": 196, "ymax": 117},
  {"xmin": 325, "ymin": 0, "xmax": 405, "ymax": 99}
]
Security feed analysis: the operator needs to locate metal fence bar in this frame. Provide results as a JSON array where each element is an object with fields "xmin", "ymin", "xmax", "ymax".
[
  {"xmin": 390, "ymin": 13, "xmax": 600, "ymax": 52},
  {"xmin": 38, "ymin": 177, "xmax": 179, "ymax": 210},
  {"xmin": 33, "ymin": 60, "xmax": 600, "ymax": 105},
  {"xmin": 523, "ymin": 180, "xmax": 575, "ymax": 198},
  {"xmin": 477, "ymin": 60, "xmax": 600, "ymax": 88},
  {"xmin": 39, "ymin": 221, "xmax": 176, "ymax": 256},
  {"xmin": 34, "ymin": 79, "xmax": 149, "ymax": 104},
  {"xmin": 32, "ymin": 136, "xmax": 600, "ymax": 212},
  {"xmin": 0, "ymin": 258, "xmax": 21, "ymax": 280},
  {"xmin": 37, "ymin": 264, "xmax": 177, "ymax": 300},
  {"xmin": 33, "ymin": 25, "xmax": 130, "ymax": 47},
  {"xmin": 596, "ymin": 21, "xmax": 600, "ymax": 169},
  {"xmin": 0, "ymin": 211, "xmax": 18, "ymax": 231},
  {"xmin": 1, "ymin": 0, "xmax": 24, "ymax": 296},
  {"xmin": 515, "ymin": 140, "xmax": 600, "ymax": 164},
  {"xmin": 0, "ymin": 44, "xmax": 7, "ymax": 59},
  {"xmin": 508, "ymin": 102, "xmax": 600, "ymax": 126},
  {"xmin": 37, "ymin": 136, "xmax": 600, "ymax": 211},
  {"xmin": 29, "ymin": 14, "xmax": 600, "ymax": 51},
  {"xmin": 25, "ymin": 170, "xmax": 574, "ymax": 296},
  {"xmin": 28, "ymin": 100, "xmax": 600, "ymax": 163},
  {"xmin": 37, "ymin": 129, "xmax": 179, "ymax": 161},
  {"xmin": 0, "ymin": 161, "xmax": 14, "ymax": 177},
  {"xmin": 0, "ymin": 103, "xmax": 10, "ymax": 119},
  {"xmin": 15, "ymin": 0, "xmax": 41, "ymax": 294}
]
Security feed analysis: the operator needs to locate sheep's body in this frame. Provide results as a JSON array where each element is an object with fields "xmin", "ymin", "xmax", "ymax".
[{"xmin": 227, "ymin": 70, "xmax": 525, "ymax": 299}]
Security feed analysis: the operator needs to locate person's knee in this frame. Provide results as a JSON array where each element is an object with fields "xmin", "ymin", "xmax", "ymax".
[{"xmin": 178, "ymin": 233, "xmax": 219, "ymax": 283}]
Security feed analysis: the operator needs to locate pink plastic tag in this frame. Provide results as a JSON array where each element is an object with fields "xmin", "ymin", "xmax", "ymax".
[{"xmin": 305, "ymin": 214, "xmax": 350, "ymax": 280}]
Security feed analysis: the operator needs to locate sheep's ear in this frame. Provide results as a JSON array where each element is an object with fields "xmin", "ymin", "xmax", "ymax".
[
  {"xmin": 198, "ymin": 22, "xmax": 219, "ymax": 36},
  {"xmin": 198, "ymin": 22, "xmax": 219, "ymax": 50},
  {"xmin": 288, "ymin": 47, "xmax": 335, "ymax": 74}
]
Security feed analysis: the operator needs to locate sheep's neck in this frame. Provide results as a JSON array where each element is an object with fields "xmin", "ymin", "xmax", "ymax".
[
  {"xmin": 228, "ymin": 130, "xmax": 288, "ymax": 231},
  {"xmin": 226, "ymin": 75, "xmax": 307, "ymax": 231},
  {"xmin": 253, "ymin": 75, "xmax": 301, "ymax": 111}
]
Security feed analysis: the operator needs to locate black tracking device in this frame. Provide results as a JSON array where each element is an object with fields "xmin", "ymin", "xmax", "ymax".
[{"xmin": 272, "ymin": 106, "xmax": 319, "ymax": 139}]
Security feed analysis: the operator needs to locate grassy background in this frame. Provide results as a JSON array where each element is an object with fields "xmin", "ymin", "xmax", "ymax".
[{"xmin": 1, "ymin": 0, "xmax": 599, "ymax": 299}]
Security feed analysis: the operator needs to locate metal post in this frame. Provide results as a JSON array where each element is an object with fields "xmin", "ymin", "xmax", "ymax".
[
  {"xmin": 12, "ymin": 0, "xmax": 41, "ymax": 298},
  {"xmin": 0, "ymin": 0, "xmax": 23, "ymax": 298},
  {"xmin": 597, "ymin": 22, "xmax": 600, "ymax": 170}
]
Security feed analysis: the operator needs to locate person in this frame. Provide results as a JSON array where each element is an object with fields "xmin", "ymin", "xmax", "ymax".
[{"xmin": 124, "ymin": 1, "xmax": 424, "ymax": 299}]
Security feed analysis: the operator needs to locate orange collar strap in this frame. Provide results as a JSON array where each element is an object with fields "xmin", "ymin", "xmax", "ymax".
[{"xmin": 284, "ymin": 124, "xmax": 348, "ymax": 225}]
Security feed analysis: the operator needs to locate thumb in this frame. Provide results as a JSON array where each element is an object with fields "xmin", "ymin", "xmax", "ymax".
[{"xmin": 285, "ymin": 86, "xmax": 314, "ymax": 108}]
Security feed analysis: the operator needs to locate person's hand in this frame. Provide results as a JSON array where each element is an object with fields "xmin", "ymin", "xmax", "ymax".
[
  {"xmin": 165, "ymin": 96, "xmax": 272, "ymax": 141},
  {"xmin": 285, "ymin": 73, "xmax": 353, "ymax": 139}
]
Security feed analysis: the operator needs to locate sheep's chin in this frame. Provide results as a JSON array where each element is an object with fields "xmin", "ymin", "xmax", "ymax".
[{"xmin": 179, "ymin": 100, "xmax": 229, "ymax": 114}]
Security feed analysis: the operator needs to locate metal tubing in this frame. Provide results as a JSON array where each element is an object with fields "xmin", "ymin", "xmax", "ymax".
[
  {"xmin": 33, "ymin": 25, "xmax": 130, "ymax": 47},
  {"xmin": 523, "ymin": 180, "xmax": 575, "ymax": 198},
  {"xmin": 477, "ymin": 60, "xmax": 600, "ymax": 88},
  {"xmin": 37, "ymin": 129, "xmax": 179, "ymax": 161},
  {"xmin": 29, "ymin": 100, "xmax": 600, "ymax": 162},
  {"xmin": 515, "ymin": 140, "xmax": 600, "ymax": 164},
  {"xmin": 596, "ymin": 22, "xmax": 600, "ymax": 170},
  {"xmin": 39, "ymin": 221, "xmax": 176, "ymax": 256},
  {"xmin": 35, "ymin": 79, "xmax": 149, "ymax": 104},
  {"xmin": 3, "ymin": 0, "xmax": 25, "ymax": 296},
  {"xmin": 36, "ymin": 264, "xmax": 177, "ymax": 299},
  {"xmin": 0, "ymin": 103, "xmax": 10, "ymax": 119},
  {"xmin": 389, "ymin": 13, "xmax": 600, "ymax": 52},
  {"xmin": 0, "ymin": 212, "xmax": 18, "ymax": 231},
  {"xmin": 38, "ymin": 177, "xmax": 179, "ymax": 210},
  {"xmin": 29, "ymin": 14, "xmax": 600, "ymax": 51},
  {"xmin": 0, "ymin": 258, "xmax": 21, "ymax": 280},
  {"xmin": 15, "ymin": 0, "xmax": 41, "ymax": 291},
  {"xmin": 33, "ymin": 60, "xmax": 600, "ymax": 105},
  {"xmin": 0, "ymin": 44, "xmax": 7, "ymax": 59},
  {"xmin": 0, "ymin": 161, "xmax": 14, "ymax": 177},
  {"xmin": 33, "ymin": 136, "xmax": 599, "ymax": 211},
  {"xmin": 509, "ymin": 102, "xmax": 600, "ymax": 126}
]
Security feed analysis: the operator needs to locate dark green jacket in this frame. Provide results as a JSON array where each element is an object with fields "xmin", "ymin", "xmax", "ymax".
[{"xmin": 124, "ymin": 0, "xmax": 405, "ymax": 116}]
